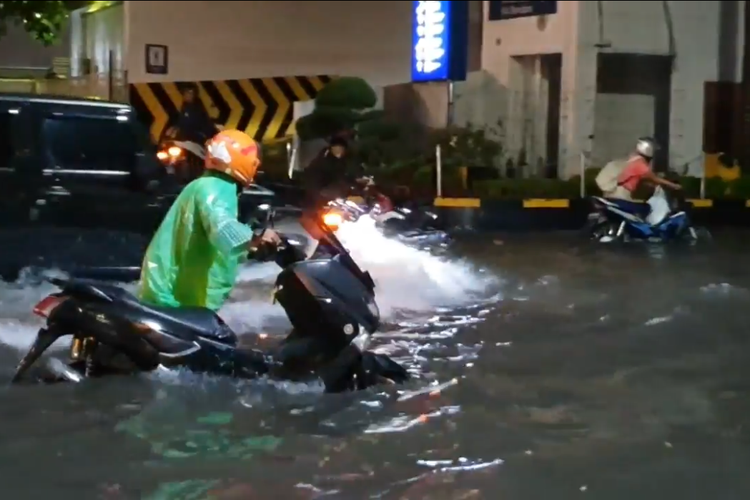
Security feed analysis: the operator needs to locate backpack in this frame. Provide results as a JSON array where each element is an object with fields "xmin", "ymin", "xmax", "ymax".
[{"xmin": 595, "ymin": 159, "xmax": 628, "ymax": 194}]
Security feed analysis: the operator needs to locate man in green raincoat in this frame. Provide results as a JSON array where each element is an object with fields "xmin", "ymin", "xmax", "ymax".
[{"xmin": 138, "ymin": 129, "xmax": 280, "ymax": 311}]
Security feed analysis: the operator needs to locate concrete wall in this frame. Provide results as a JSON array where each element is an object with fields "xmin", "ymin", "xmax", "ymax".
[
  {"xmin": 124, "ymin": 1, "xmax": 412, "ymax": 85},
  {"xmin": 478, "ymin": 1, "xmax": 578, "ymax": 174},
  {"xmin": 0, "ymin": 24, "xmax": 70, "ymax": 69},
  {"xmin": 70, "ymin": 3, "xmax": 125, "ymax": 77},
  {"xmin": 590, "ymin": 1, "xmax": 744, "ymax": 176},
  {"xmin": 421, "ymin": 1, "xmax": 746, "ymax": 178}
]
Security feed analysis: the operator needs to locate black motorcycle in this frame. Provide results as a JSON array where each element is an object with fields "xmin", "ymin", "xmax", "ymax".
[{"xmin": 11, "ymin": 219, "xmax": 408, "ymax": 392}]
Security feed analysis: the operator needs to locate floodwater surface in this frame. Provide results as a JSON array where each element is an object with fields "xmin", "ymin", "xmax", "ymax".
[{"xmin": 0, "ymin": 228, "xmax": 749, "ymax": 499}]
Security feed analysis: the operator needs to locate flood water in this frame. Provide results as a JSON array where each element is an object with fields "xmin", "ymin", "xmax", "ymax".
[{"xmin": 1, "ymin": 228, "xmax": 750, "ymax": 499}]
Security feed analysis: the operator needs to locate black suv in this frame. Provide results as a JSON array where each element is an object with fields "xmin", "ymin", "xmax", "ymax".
[{"xmin": 0, "ymin": 94, "xmax": 274, "ymax": 279}]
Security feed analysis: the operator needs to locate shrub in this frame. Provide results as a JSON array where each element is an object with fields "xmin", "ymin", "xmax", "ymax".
[
  {"xmin": 295, "ymin": 106, "xmax": 360, "ymax": 141},
  {"xmin": 314, "ymin": 77, "xmax": 377, "ymax": 110},
  {"xmin": 295, "ymin": 77, "xmax": 378, "ymax": 141}
]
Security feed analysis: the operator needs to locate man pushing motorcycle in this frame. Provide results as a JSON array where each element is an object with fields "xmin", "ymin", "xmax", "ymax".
[
  {"xmin": 138, "ymin": 129, "xmax": 281, "ymax": 311},
  {"xmin": 596, "ymin": 137, "xmax": 682, "ymax": 215}
]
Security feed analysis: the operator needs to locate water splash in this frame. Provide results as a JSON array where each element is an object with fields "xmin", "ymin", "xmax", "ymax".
[
  {"xmin": 0, "ymin": 221, "xmax": 497, "ymax": 351},
  {"xmin": 336, "ymin": 217, "xmax": 497, "ymax": 315},
  {"xmin": 0, "ymin": 268, "xmax": 71, "ymax": 350}
]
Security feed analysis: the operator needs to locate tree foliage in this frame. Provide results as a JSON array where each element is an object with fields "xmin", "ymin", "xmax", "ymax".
[
  {"xmin": 314, "ymin": 77, "xmax": 377, "ymax": 110},
  {"xmin": 296, "ymin": 77, "xmax": 378, "ymax": 141},
  {"xmin": 0, "ymin": 1, "xmax": 82, "ymax": 46}
]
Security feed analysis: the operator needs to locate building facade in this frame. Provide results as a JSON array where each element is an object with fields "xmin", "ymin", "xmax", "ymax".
[
  {"xmin": 68, "ymin": 1, "xmax": 413, "ymax": 140},
  {"xmin": 66, "ymin": 1, "xmax": 743, "ymax": 176},
  {"xmin": 452, "ymin": 0, "xmax": 745, "ymax": 178}
]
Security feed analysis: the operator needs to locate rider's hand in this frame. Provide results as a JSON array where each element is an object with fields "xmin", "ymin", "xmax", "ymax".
[{"xmin": 259, "ymin": 229, "xmax": 282, "ymax": 245}]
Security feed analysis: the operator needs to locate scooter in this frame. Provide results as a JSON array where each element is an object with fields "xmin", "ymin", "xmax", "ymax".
[
  {"xmin": 588, "ymin": 186, "xmax": 699, "ymax": 243},
  {"xmin": 320, "ymin": 178, "xmax": 449, "ymax": 249},
  {"xmin": 11, "ymin": 218, "xmax": 408, "ymax": 392},
  {"xmin": 157, "ymin": 139, "xmax": 206, "ymax": 184}
]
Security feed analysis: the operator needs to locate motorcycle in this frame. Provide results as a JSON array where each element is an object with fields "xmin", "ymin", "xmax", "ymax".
[
  {"xmin": 157, "ymin": 139, "xmax": 207, "ymax": 184},
  {"xmin": 11, "ymin": 217, "xmax": 409, "ymax": 392},
  {"xmin": 321, "ymin": 179, "xmax": 450, "ymax": 249},
  {"xmin": 587, "ymin": 186, "xmax": 700, "ymax": 243}
]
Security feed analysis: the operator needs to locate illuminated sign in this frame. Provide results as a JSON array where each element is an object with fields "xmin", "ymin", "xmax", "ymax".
[
  {"xmin": 411, "ymin": 1, "xmax": 467, "ymax": 83},
  {"xmin": 488, "ymin": 1, "xmax": 557, "ymax": 21},
  {"xmin": 412, "ymin": 1, "xmax": 450, "ymax": 81}
]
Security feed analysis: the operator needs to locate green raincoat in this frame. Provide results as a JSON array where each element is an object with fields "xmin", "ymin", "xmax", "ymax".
[{"xmin": 138, "ymin": 172, "xmax": 255, "ymax": 311}]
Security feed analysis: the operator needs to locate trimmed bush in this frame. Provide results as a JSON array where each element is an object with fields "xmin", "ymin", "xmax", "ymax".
[{"xmin": 314, "ymin": 77, "xmax": 377, "ymax": 110}]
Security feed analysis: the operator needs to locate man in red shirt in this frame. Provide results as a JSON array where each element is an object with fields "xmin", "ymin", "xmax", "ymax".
[{"xmin": 610, "ymin": 137, "xmax": 682, "ymax": 214}]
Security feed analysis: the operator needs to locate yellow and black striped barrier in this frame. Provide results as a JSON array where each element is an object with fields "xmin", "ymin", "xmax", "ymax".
[{"xmin": 129, "ymin": 75, "xmax": 332, "ymax": 143}]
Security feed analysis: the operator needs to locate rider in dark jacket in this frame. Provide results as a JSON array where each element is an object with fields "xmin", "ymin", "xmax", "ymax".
[
  {"xmin": 173, "ymin": 83, "xmax": 218, "ymax": 144},
  {"xmin": 302, "ymin": 136, "xmax": 368, "ymax": 208}
]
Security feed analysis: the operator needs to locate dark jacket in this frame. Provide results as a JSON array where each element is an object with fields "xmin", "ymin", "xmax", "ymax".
[
  {"xmin": 301, "ymin": 149, "xmax": 356, "ymax": 208},
  {"xmin": 175, "ymin": 102, "xmax": 216, "ymax": 143}
]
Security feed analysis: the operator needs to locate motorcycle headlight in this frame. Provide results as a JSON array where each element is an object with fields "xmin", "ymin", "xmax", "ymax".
[{"xmin": 322, "ymin": 212, "xmax": 343, "ymax": 230}]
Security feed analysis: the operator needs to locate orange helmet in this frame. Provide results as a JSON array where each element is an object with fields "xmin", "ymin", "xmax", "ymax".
[{"xmin": 205, "ymin": 129, "xmax": 261, "ymax": 186}]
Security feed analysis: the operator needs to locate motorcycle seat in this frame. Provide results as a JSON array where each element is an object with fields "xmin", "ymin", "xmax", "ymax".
[
  {"xmin": 52, "ymin": 278, "xmax": 236, "ymax": 344},
  {"xmin": 132, "ymin": 303, "xmax": 237, "ymax": 345}
]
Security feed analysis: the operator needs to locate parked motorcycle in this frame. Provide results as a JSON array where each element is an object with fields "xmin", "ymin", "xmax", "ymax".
[{"xmin": 12, "ymin": 217, "xmax": 408, "ymax": 392}]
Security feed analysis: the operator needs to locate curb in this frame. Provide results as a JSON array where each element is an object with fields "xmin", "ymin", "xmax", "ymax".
[
  {"xmin": 430, "ymin": 198, "xmax": 750, "ymax": 231},
  {"xmin": 432, "ymin": 197, "xmax": 720, "ymax": 209}
]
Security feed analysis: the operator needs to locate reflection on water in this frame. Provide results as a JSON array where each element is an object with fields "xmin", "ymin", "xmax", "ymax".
[{"xmin": 1, "ymin": 233, "xmax": 750, "ymax": 497}]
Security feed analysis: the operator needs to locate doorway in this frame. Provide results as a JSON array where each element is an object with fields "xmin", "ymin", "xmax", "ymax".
[{"xmin": 593, "ymin": 53, "xmax": 672, "ymax": 170}]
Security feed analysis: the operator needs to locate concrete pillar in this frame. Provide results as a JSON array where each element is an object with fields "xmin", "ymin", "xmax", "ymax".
[
  {"xmin": 506, "ymin": 55, "xmax": 525, "ymax": 171},
  {"xmin": 531, "ymin": 55, "xmax": 549, "ymax": 176},
  {"xmin": 559, "ymin": 1, "xmax": 597, "ymax": 179}
]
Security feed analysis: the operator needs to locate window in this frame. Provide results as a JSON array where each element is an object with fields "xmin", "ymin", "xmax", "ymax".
[
  {"xmin": 0, "ymin": 111, "xmax": 16, "ymax": 169},
  {"xmin": 43, "ymin": 115, "xmax": 138, "ymax": 172}
]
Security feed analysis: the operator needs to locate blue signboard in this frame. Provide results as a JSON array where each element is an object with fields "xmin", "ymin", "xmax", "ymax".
[
  {"xmin": 411, "ymin": 1, "xmax": 468, "ymax": 83},
  {"xmin": 488, "ymin": 1, "xmax": 557, "ymax": 21}
]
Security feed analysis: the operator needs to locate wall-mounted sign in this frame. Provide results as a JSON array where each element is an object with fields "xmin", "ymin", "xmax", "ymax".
[
  {"xmin": 145, "ymin": 44, "xmax": 169, "ymax": 75},
  {"xmin": 488, "ymin": 1, "xmax": 557, "ymax": 21},
  {"xmin": 411, "ymin": 1, "xmax": 468, "ymax": 83}
]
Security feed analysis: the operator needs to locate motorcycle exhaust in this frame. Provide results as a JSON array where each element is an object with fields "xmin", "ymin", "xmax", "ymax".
[{"xmin": 11, "ymin": 328, "xmax": 66, "ymax": 383}]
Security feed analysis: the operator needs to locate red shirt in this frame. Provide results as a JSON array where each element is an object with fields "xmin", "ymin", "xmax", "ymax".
[{"xmin": 617, "ymin": 156, "xmax": 650, "ymax": 192}]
